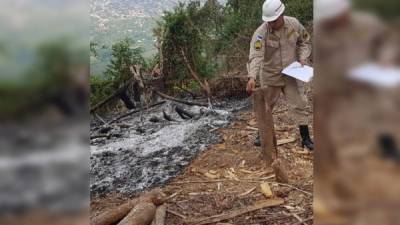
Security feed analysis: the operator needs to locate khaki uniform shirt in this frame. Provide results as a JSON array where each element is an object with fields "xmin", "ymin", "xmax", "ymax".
[
  {"xmin": 248, "ymin": 16, "xmax": 311, "ymax": 86},
  {"xmin": 314, "ymin": 12, "xmax": 391, "ymax": 91}
]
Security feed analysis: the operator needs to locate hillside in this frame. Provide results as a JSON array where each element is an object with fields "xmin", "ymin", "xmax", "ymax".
[{"xmin": 90, "ymin": 0, "xmax": 227, "ymax": 75}]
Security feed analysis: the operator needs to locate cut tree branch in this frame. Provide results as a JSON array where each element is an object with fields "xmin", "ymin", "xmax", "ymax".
[
  {"xmin": 106, "ymin": 101, "xmax": 166, "ymax": 125},
  {"xmin": 180, "ymin": 48, "xmax": 211, "ymax": 97},
  {"xmin": 90, "ymin": 65, "xmax": 146, "ymax": 114},
  {"xmin": 154, "ymin": 90, "xmax": 207, "ymax": 107},
  {"xmin": 90, "ymin": 81, "xmax": 132, "ymax": 113}
]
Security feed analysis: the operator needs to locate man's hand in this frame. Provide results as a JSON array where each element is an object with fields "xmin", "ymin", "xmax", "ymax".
[
  {"xmin": 299, "ymin": 59, "xmax": 307, "ymax": 67},
  {"xmin": 246, "ymin": 78, "xmax": 256, "ymax": 95}
]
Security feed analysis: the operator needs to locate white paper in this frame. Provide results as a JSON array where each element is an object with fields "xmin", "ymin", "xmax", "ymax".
[
  {"xmin": 349, "ymin": 63, "xmax": 400, "ymax": 88},
  {"xmin": 282, "ymin": 61, "xmax": 314, "ymax": 82}
]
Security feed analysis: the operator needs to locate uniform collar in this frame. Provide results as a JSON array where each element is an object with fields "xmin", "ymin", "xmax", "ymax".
[{"xmin": 267, "ymin": 17, "xmax": 288, "ymax": 35}]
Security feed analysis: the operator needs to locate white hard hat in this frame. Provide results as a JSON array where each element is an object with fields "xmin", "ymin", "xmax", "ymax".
[
  {"xmin": 262, "ymin": 0, "xmax": 285, "ymax": 22},
  {"xmin": 314, "ymin": 0, "xmax": 351, "ymax": 22}
]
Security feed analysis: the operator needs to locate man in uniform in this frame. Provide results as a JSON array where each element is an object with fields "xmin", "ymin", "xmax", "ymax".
[
  {"xmin": 247, "ymin": 0, "xmax": 313, "ymax": 150},
  {"xmin": 314, "ymin": 0, "xmax": 400, "ymax": 223},
  {"xmin": 313, "ymin": 0, "xmax": 399, "ymax": 173}
]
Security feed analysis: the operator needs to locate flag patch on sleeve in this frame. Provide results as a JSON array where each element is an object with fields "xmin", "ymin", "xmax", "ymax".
[{"xmin": 254, "ymin": 35, "xmax": 263, "ymax": 51}]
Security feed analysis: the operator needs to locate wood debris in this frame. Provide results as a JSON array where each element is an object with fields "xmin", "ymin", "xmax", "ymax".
[
  {"xmin": 238, "ymin": 187, "xmax": 257, "ymax": 197},
  {"xmin": 277, "ymin": 137, "xmax": 296, "ymax": 146},
  {"xmin": 204, "ymin": 171, "xmax": 220, "ymax": 179},
  {"xmin": 260, "ymin": 182, "xmax": 273, "ymax": 198},
  {"xmin": 91, "ymin": 189, "xmax": 166, "ymax": 225},
  {"xmin": 184, "ymin": 198, "xmax": 284, "ymax": 225},
  {"xmin": 167, "ymin": 209, "xmax": 187, "ymax": 219},
  {"xmin": 117, "ymin": 202, "xmax": 156, "ymax": 225}
]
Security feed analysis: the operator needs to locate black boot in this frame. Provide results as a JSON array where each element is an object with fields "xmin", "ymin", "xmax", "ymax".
[
  {"xmin": 299, "ymin": 125, "xmax": 314, "ymax": 151},
  {"xmin": 254, "ymin": 132, "xmax": 261, "ymax": 147},
  {"xmin": 379, "ymin": 134, "xmax": 400, "ymax": 162}
]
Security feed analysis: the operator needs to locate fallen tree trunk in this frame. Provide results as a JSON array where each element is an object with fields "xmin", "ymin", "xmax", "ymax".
[
  {"xmin": 117, "ymin": 202, "xmax": 156, "ymax": 225},
  {"xmin": 91, "ymin": 189, "xmax": 166, "ymax": 225},
  {"xmin": 175, "ymin": 106, "xmax": 194, "ymax": 119},
  {"xmin": 154, "ymin": 90, "xmax": 208, "ymax": 107},
  {"xmin": 106, "ymin": 101, "xmax": 166, "ymax": 125},
  {"xmin": 185, "ymin": 198, "xmax": 284, "ymax": 225}
]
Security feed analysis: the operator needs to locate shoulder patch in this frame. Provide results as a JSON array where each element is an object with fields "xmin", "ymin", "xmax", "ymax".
[
  {"xmin": 302, "ymin": 30, "xmax": 310, "ymax": 41},
  {"xmin": 254, "ymin": 39, "xmax": 262, "ymax": 51},
  {"xmin": 256, "ymin": 35, "xmax": 263, "ymax": 40}
]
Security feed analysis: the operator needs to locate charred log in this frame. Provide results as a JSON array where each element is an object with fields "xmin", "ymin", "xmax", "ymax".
[
  {"xmin": 119, "ymin": 91, "xmax": 136, "ymax": 110},
  {"xmin": 154, "ymin": 90, "xmax": 207, "ymax": 107},
  {"xmin": 162, "ymin": 111, "xmax": 175, "ymax": 122},
  {"xmin": 175, "ymin": 106, "xmax": 194, "ymax": 119},
  {"xmin": 149, "ymin": 116, "xmax": 161, "ymax": 123},
  {"xmin": 99, "ymin": 126, "xmax": 112, "ymax": 134},
  {"xmin": 106, "ymin": 101, "xmax": 166, "ymax": 125}
]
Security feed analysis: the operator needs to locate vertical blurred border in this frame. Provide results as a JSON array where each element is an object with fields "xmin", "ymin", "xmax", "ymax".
[
  {"xmin": 0, "ymin": 0, "xmax": 89, "ymax": 224},
  {"xmin": 314, "ymin": 0, "xmax": 400, "ymax": 224}
]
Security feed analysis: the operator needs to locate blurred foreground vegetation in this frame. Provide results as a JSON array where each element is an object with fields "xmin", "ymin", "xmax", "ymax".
[{"xmin": 0, "ymin": 40, "xmax": 88, "ymax": 121}]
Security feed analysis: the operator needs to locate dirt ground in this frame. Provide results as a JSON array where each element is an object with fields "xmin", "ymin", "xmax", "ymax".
[{"xmin": 91, "ymin": 94, "xmax": 314, "ymax": 225}]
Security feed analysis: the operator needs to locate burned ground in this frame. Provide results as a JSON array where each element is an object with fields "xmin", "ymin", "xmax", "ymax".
[{"xmin": 90, "ymin": 90, "xmax": 314, "ymax": 225}]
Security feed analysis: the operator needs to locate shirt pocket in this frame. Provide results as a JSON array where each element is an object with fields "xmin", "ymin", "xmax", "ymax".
[
  {"xmin": 288, "ymin": 31, "xmax": 299, "ymax": 47},
  {"xmin": 265, "ymin": 40, "xmax": 280, "ymax": 60}
]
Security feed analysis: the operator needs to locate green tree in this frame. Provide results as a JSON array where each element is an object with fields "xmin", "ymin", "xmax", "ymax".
[
  {"xmin": 157, "ymin": 1, "xmax": 220, "ymax": 90},
  {"xmin": 90, "ymin": 37, "xmax": 147, "ymax": 108},
  {"xmin": 105, "ymin": 37, "xmax": 146, "ymax": 89}
]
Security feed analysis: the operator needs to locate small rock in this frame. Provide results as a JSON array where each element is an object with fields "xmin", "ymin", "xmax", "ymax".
[
  {"xmin": 149, "ymin": 116, "xmax": 160, "ymax": 123},
  {"xmin": 212, "ymin": 120, "xmax": 228, "ymax": 127}
]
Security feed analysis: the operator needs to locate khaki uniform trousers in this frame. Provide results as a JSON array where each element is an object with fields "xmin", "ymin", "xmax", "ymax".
[{"xmin": 256, "ymin": 76, "xmax": 308, "ymax": 126}]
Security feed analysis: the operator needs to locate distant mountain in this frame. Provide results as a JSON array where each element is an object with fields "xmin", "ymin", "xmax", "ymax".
[
  {"xmin": 90, "ymin": 0, "xmax": 227, "ymax": 75},
  {"xmin": 90, "ymin": 0, "xmax": 198, "ymax": 53}
]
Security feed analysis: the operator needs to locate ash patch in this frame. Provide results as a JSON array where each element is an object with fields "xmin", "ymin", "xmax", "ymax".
[
  {"xmin": 90, "ymin": 99, "xmax": 250, "ymax": 197},
  {"xmin": 0, "ymin": 122, "xmax": 89, "ymax": 214}
]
